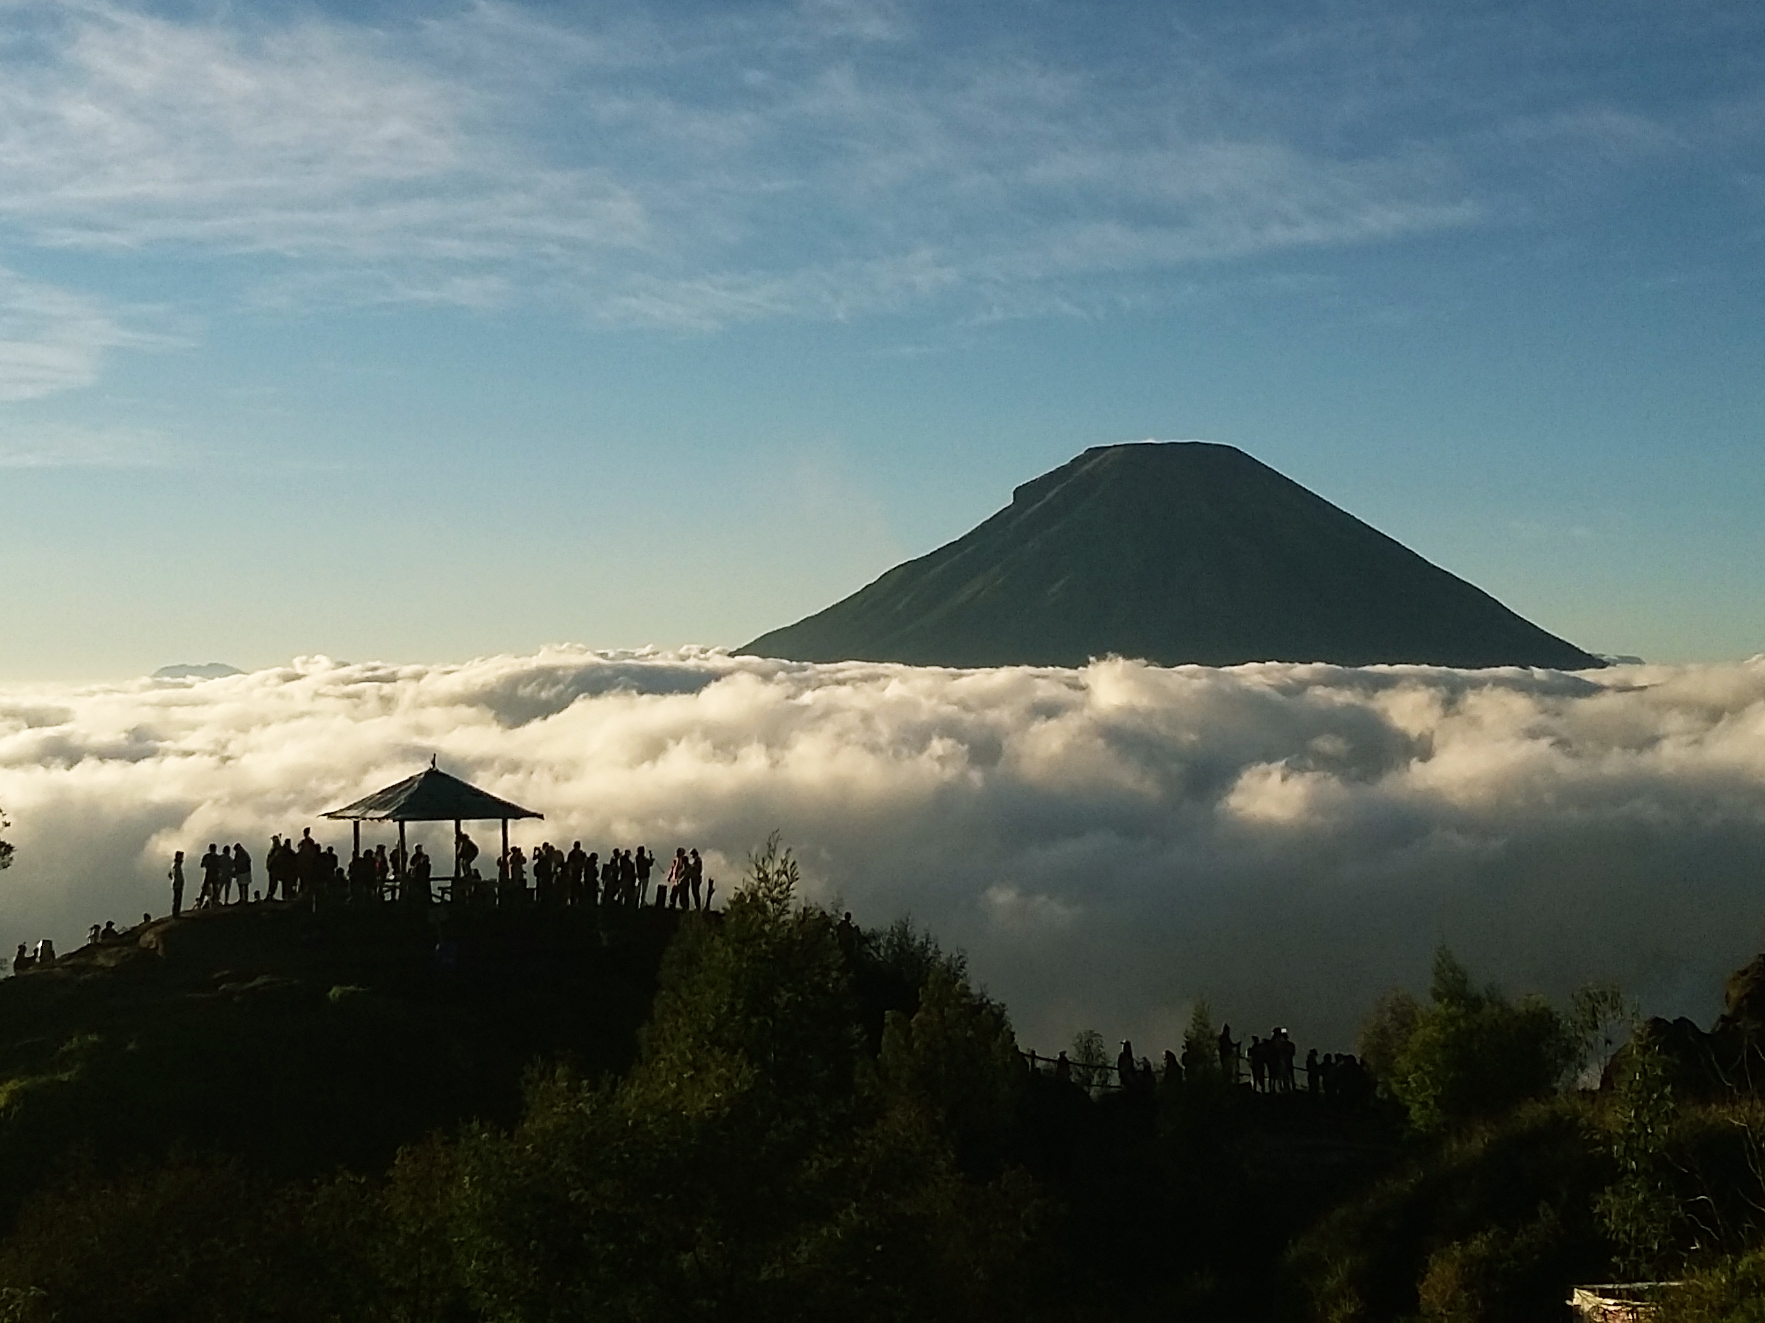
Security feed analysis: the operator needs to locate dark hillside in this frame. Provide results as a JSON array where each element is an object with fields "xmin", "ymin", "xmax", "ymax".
[
  {"xmin": 0, "ymin": 903, "xmax": 678, "ymax": 1215},
  {"xmin": 742, "ymin": 442, "xmax": 1600, "ymax": 670}
]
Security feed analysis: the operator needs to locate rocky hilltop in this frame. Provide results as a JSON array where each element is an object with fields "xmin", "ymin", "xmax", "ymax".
[{"xmin": 742, "ymin": 442, "xmax": 1600, "ymax": 670}]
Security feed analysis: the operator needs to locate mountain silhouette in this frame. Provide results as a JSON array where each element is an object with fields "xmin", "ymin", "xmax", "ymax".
[{"xmin": 741, "ymin": 442, "xmax": 1600, "ymax": 670}]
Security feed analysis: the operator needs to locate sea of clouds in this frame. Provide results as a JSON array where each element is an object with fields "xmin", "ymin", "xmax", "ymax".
[{"xmin": 3, "ymin": 648, "xmax": 1765, "ymax": 1055}]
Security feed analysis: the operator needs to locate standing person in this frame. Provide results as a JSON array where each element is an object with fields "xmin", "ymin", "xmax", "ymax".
[
  {"xmin": 565, "ymin": 842, "xmax": 588, "ymax": 906},
  {"xmin": 407, "ymin": 845, "xmax": 432, "ymax": 905},
  {"xmin": 533, "ymin": 844, "xmax": 553, "ymax": 906},
  {"xmin": 456, "ymin": 830, "xmax": 479, "ymax": 888},
  {"xmin": 1116, "ymin": 1040, "xmax": 1137, "ymax": 1090},
  {"xmin": 634, "ymin": 847, "xmax": 654, "ymax": 907},
  {"xmin": 1217, "ymin": 1024, "xmax": 1240, "ymax": 1084},
  {"xmin": 232, "ymin": 842, "xmax": 252, "ymax": 905},
  {"xmin": 263, "ymin": 837, "xmax": 282, "ymax": 902},
  {"xmin": 584, "ymin": 851, "xmax": 600, "ymax": 907},
  {"xmin": 1275, "ymin": 1028, "xmax": 1297, "ymax": 1094},
  {"xmin": 296, "ymin": 829, "xmax": 321, "ymax": 899},
  {"xmin": 197, "ymin": 844, "xmax": 218, "ymax": 908},
  {"xmin": 168, "ymin": 851, "xmax": 186, "ymax": 916},
  {"xmin": 219, "ymin": 846, "xmax": 236, "ymax": 904},
  {"xmin": 666, "ymin": 848, "xmax": 688, "ymax": 909},
  {"xmin": 687, "ymin": 849, "xmax": 704, "ymax": 910},
  {"xmin": 271, "ymin": 835, "xmax": 294, "ymax": 902}
]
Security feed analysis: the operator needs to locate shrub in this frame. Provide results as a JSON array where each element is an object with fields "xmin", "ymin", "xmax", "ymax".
[{"xmin": 1368, "ymin": 948, "xmax": 1577, "ymax": 1132}]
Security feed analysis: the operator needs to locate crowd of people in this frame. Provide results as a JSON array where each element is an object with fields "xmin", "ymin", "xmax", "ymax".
[
  {"xmin": 9, "ymin": 832, "xmax": 719, "ymax": 976},
  {"xmin": 1035, "ymin": 1023, "xmax": 1376, "ymax": 1107},
  {"xmin": 159, "ymin": 831, "xmax": 717, "ymax": 914}
]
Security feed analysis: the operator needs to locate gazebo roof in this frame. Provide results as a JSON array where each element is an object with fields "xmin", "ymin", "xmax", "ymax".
[{"xmin": 322, "ymin": 766, "xmax": 543, "ymax": 823}]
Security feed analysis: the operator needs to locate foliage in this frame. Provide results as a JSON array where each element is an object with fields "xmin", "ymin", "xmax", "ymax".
[
  {"xmin": 1596, "ymin": 1022, "xmax": 1688, "ymax": 1278},
  {"xmin": 1660, "ymin": 1240, "xmax": 1765, "ymax": 1323},
  {"xmin": 1358, "ymin": 988, "xmax": 1421, "ymax": 1085},
  {"xmin": 430, "ymin": 837, "xmax": 1048, "ymax": 1321},
  {"xmin": 1569, "ymin": 982, "xmax": 1634, "ymax": 1082},
  {"xmin": 1181, "ymin": 997, "xmax": 1221, "ymax": 1082},
  {"xmin": 0, "ymin": 808, "xmax": 11, "ymax": 873},
  {"xmin": 874, "ymin": 964, "xmax": 1025, "ymax": 1173},
  {"xmin": 1290, "ymin": 1097, "xmax": 1611, "ymax": 1323},
  {"xmin": 0, "ymin": 1154, "xmax": 382, "ymax": 1322},
  {"xmin": 1365, "ymin": 948, "xmax": 1578, "ymax": 1132},
  {"xmin": 1415, "ymin": 1204, "xmax": 1570, "ymax": 1323},
  {"xmin": 1070, "ymin": 1028, "xmax": 1108, "ymax": 1090}
]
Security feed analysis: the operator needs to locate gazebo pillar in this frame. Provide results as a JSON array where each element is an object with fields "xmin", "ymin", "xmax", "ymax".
[{"xmin": 352, "ymin": 821, "xmax": 360, "ymax": 861}]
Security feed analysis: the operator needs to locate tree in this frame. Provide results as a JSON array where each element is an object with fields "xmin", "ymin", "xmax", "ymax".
[
  {"xmin": 1181, "ymin": 997, "xmax": 1222, "ymax": 1082},
  {"xmin": 0, "ymin": 808, "xmax": 12, "ymax": 873},
  {"xmin": 1070, "ymin": 1028, "xmax": 1108, "ymax": 1090},
  {"xmin": 437, "ymin": 836, "xmax": 1049, "ymax": 1321},
  {"xmin": 1594, "ymin": 1023, "xmax": 1685, "ymax": 1280},
  {"xmin": 1368, "ymin": 947, "xmax": 1577, "ymax": 1131}
]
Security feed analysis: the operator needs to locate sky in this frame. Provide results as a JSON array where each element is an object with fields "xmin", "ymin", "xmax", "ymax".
[
  {"xmin": 7, "ymin": 651, "xmax": 1765, "ymax": 1052},
  {"xmin": 0, "ymin": 0, "xmax": 1762, "ymax": 679}
]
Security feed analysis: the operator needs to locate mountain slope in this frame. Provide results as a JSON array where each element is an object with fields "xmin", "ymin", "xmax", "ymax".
[{"xmin": 741, "ymin": 442, "xmax": 1599, "ymax": 670}]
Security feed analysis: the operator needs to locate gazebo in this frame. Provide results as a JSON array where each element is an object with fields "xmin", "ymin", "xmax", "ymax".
[{"xmin": 322, "ymin": 759, "xmax": 543, "ymax": 891}]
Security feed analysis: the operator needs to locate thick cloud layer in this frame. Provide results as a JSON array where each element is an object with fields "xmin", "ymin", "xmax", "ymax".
[{"xmin": 4, "ymin": 649, "xmax": 1765, "ymax": 1054}]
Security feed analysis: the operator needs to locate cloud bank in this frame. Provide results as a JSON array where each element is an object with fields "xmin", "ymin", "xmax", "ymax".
[{"xmin": 4, "ymin": 649, "xmax": 1765, "ymax": 1055}]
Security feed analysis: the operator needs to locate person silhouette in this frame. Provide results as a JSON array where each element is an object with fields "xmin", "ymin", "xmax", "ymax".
[
  {"xmin": 1054, "ymin": 1051, "xmax": 1072, "ymax": 1084},
  {"xmin": 533, "ymin": 843, "xmax": 553, "ymax": 905},
  {"xmin": 1306, "ymin": 1047, "xmax": 1320, "ymax": 1097},
  {"xmin": 169, "ymin": 850, "xmax": 185, "ymax": 916},
  {"xmin": 199, "ymin": 843, "xmax": 221, "ymax": 908},
  {"xmin": 666, "ymin": 848, "xmax": 688, "ymax": 909},
  {"xmin": 232, "ymin": 842, "xmax": 251, "ymax": 905},
  {"xmin": 100, "ymin": 921, "xmax": 118, "ymax": 942},
  {"xmin": 1116, "ymin": 1039, "xmax": 1137, "ymax": 1090},
  {"xmin": 635, "ymin": 847, "xmax": 654, "ymax": 904},
  {"xmin": 1217, "ymin": 1024, "xmax": 1240, "ymax": 1083},
  {"xmin": 566, "ymin": 842, "xmax": 588, "ymax": 906},
  {"xmin": 407, "ymin": 844, "xmax": 432, "ymax": 905},
  {"xmin": 455, "ymin": 829, "xmax": 479, "ymax": 885},
  {"xmin": 688, "ymin": 848, "xmax": 703, "ymax": 909}
]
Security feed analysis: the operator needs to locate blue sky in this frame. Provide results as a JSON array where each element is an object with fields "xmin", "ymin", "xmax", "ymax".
[{"xmin": 1, "ymin": 0, "xmax": 1761, "ymax": 678}]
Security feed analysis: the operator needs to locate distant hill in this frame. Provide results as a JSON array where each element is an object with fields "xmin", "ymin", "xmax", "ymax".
[
  {"xmin": 741, "ymin": 442, "xmax": 1601, "ymax": 670},
  {"xmin": 153, "ymin": 662, "xmax": 243, "ymax": 679}
]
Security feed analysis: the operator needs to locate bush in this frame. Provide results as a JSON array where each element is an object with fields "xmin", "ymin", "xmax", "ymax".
[{"xmin": 1368, "ymin": 949, "xmax": 1577, "ymax": 1132}]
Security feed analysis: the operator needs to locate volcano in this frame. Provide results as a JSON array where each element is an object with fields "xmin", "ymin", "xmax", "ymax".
[{"xmin": 739, "ymin": 442, "xmax": 1600, "ymax": 670}]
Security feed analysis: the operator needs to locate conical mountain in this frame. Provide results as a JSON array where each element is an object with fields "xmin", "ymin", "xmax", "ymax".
[{"xmin": 740, "ymin": 442, "xmax": 1600, "ymax": 670}]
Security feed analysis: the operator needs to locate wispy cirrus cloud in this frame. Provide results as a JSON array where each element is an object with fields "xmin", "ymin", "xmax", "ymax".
[
  {"xmin": 0, "ymin": 0, "xmax": 1752, "ymax": 336},
  {"xmin": 0, "ymin": 266, "xmax": 172, "ymax": 402},
  {"xmin": 0, "ymin": 1, "xmax": 1484, "ymax": 328},
  {"xmin": 0, "ymin": 420, "xmax": 184, "ymax": 468}
]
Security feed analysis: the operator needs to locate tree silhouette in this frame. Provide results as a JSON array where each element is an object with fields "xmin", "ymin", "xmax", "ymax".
[{"xmin": 0, "ymin": 807, "xmax": 12, "ymax": 872}]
